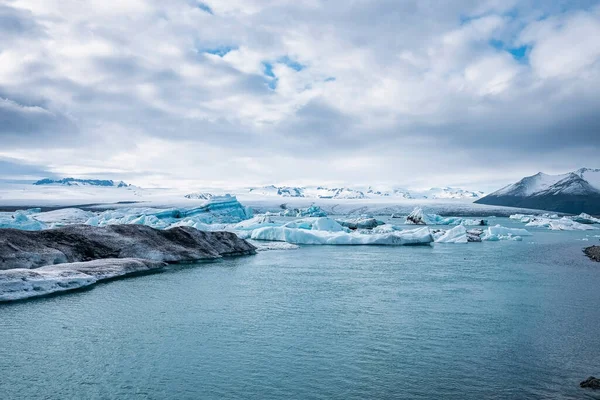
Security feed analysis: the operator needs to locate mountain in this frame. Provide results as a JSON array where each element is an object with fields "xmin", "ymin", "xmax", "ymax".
[
  {"xmin": 416, "ymin": 187, "xmax": 485, "ymax": 200},
  {"xmin": 475, "ymin": 168, "xmax": 600, "ymax": 215},
  {"xmin": 246, "ymin": 185, "xmax": 484, "ymax": 200},
  {"xmin": 33, "ymin": 178, "xmax": 131, "ymax": 188}
]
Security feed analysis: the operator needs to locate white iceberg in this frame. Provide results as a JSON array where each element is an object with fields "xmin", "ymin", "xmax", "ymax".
[
  {"xmin": 570, "ymin": 213, "xmax": 600, "ymax": 224},
  {"xmin": 405, "ymin": 207, "xmax": 486, "ymax": 226},
  {"xmin": 233, "ymin": 215, "xmax": 279, "ymax": 231},
  {"xmin": 434, "ymin": 225, "xmax": 468, "ymax": 244},
  {"xmin": 480, "ymin": 224, "xmax": 531, "ymax": 241},
  {"xmin": 296, "ymin": 205, "xmax": 327, "ymax": 217},
  {"xmin": 247, "ymin": 240, "xmax": 300, "ymax": 251},
  {"xmin": 336, "ymin": 217, "xmax": 384, "ymax": 230},
  {"xmin": 250, "ymin": 218, "xmax": 433, "ymax": 245},
  {"xmin": 33, "ymin": 208, "xmax": 96, "ymax": 226},
  {"xmin": 85, "ymin": 195, "xmax": 252, "ymax": 230},
  {"xmin": 525, "ymin": 217, "xmax": 597, "ymax": 231}
]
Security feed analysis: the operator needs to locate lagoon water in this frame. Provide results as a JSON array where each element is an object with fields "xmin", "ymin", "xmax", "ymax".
[{"xmin": 1, "ymin": 219, "xmax": 599, "ymax": 399}]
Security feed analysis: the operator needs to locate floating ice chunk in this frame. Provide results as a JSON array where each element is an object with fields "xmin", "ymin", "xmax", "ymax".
[
  {"xmin": 336, "ymin": 217, "xmax": 384, "ymax": 230},
  {"xmin": 486, "ymin": 224, "xmax": 532, "ymax": 236},
  {"xmin": 179, "ymin": 195, "xmax": 252, "ymax": 223},
  {"xmin": 250, "ymin": 225, "xmax": 432, "ymax": 246},
  {"xmin": 435, "ymin": 225, "xmax": 468, "ymax": 244},
  {"xmin": 85, "ymin": 195, "xmax": 252, "ymax": 230},
  {"xmin": 405, "ymin": 207, "xmax": 486, "ymax": 226},
  {"xmin": 524, "ymin": 217, "xmax": 596, "ymax": 231},
  {"xmin": 297, "ymin": 205, "xmax": 327, "ymax": 217},
  {"xmin": 480, "ymin": 225, "xmax": 530, "ymax": 241},
  {"xmin": 278, "ymin": 217, "xmax": 347, "ymax": 232},
  {"xmin": 570, "ymin": 213, "xmax": 600, "ymax": 224},
  {"xmin": 405, "ymin": 207, "xmax": 431, "ymax": 224},
  {"xmin": 309, "ymin": 217, "xmax": 346, "ymax": 232},
  {"xmin": 233, "ymin": 215, "xmax": 279, "ymax": 230},
  {"xmin": 33, "ymin": 208, "xmax": 96, "ymax": 226},
  {"xmin": 0, "ymin": 210, "xmax": 46, "ymax": 231},
  {"xmin": 548, "ymin": 218, "xmax": 597, "ymax": 231},
  {"xmin": 247, "ymin": 240, "xmax": 300, "ymax": 251}
]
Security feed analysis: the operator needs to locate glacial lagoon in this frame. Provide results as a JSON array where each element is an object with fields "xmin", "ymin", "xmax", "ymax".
[{"xmin": 1, "ymin": 219, "xmax": 599, "ymax": 399}]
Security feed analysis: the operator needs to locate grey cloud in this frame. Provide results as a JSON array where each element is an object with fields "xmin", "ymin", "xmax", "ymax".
[
  {"xmin": 0, "ymin": 4, "xmax": 44, "ymax": 40},
  {"xmin": 0, "ymin": 96, "xmax": 79, "ymax": 146},
  {"xmin": 0, "ymin": 157, "xmax": 54, "ymax": 180},
  {"xmin": 0, "ymin": 0, "xmax": 599, "ymax": 188}
]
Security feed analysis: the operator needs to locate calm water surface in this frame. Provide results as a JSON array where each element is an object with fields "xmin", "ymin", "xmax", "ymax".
[{"xmin": 1, "ymin": 219, "xmax": 600, "ymax": 399}]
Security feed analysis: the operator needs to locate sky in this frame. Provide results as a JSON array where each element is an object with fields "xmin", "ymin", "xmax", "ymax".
[{"xmin": 1, "ymin": 0, "xmax": 599, "ymax": 192}]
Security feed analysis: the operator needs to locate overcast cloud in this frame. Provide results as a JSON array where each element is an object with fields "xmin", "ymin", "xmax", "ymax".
[{"xmin": 1, "ymin": 0, "xmax": 599, "ymax": 191}]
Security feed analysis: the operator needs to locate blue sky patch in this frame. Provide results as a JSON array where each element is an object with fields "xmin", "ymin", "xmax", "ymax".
[
  {"xmin": 263, "ymin": 62, "xmax": 276, "ymax": 78},
  {"xmin": 196, "ymin": 2, "xmax": 213, "ymax": 14},
  {"xmin": 325, "ymin": 77, "xmax": 336, "ymax": 82},
  {"xmin": 277, "ymin": 56, "xmax": 305, "ymax": 71},
  {"xmin": 202, "ymin": 45, "xmax": 237, "ymax": 57},
  {"xmin": 488, "ymin": 40, "xmax": 529, "ymax": 61}
]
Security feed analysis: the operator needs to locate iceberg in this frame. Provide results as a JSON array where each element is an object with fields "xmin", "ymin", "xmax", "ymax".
[
  {"xmin": 233, "ymin": 215, "xmax": 279, "ymax": 231},
  {"xmin": 250, "ymin": 218, "xmax": 433, "ymax": 245},
  {"xmin": 405, "ymin": 207, "xmax": 487, "ymax": 226},
  {"xmin": 434, "ymin": 225, "xmax": 468, "ymax": 244},
  {"xmin": 0, "ymin": 209, "xmax": 46, "ymax": 231},
  {"xmin": 33, "ymin": 208, "xmax": 96, "ymax": 226},
  {"xmin": 480, "ymin": 225, "xmax": 531, "ymax": 241},
  {"xmin": 296, "ymin": 205, "xmax": 327, "ymax": 217},
  {"xmin": 336, "ymin": 217, "xmax": 384, "ymax": 230},
  {"xmin": 524, "ymin": 217, "xmax": 597, "ymax": 231},
  {"xmin": 548, "ymin": 218, "xmax": 597, "ymax": 231},
  {"xmin": 247, "ymin": 240, "xmax": 300, "ymax": 251},
  {"xmin": 570, "ymin": 213, "xmax": 600, "ymax": 224},
  {"xmin": 85, "ymin": 195, "xmax": 252, "ymax": 230}
]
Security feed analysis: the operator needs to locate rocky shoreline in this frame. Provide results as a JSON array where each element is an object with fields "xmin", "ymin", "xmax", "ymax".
[
  {"xmin": 584, "ymin": 246, "xmax": 600, "ymax": 262},
  {"xmin": 0, "ymin": 225, "xmax": 256, "ymax": 301}
]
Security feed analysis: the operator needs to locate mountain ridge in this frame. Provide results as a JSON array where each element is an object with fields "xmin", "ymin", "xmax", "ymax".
[{"xmin": 476, "ymin": 168, "xmax": 600, "ymax": 215}]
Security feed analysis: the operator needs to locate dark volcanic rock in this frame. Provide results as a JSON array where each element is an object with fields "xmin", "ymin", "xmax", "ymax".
[
  {"xmin": 584, "ymin": 246, "xmax": 600, "ymax": 262},
  {"xmin": 0, "ymin": 224, "xmax": 256, "ymax": 270},
  {"xmin": 580, "ymin": 376, "xmax": 600, "ymax": 389}
]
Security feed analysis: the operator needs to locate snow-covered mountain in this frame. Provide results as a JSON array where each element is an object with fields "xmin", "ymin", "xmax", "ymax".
[
  {"xmin": 184, "ymin": 192, "xmax": 214, "ymax": 200},
  {"xmin": 476, "ymin": 168, "xmax": 600, "ymax": 215},
  {"xmin": 415, "ymin": 187, "xmax": 485, "ymax": 200},
  {"xmin": 33, "ymin": 178, "xmax": 131, "ymax": 188},
  {"xmin": 246, "ymin": 185, "xmax": 484, "ymax": 200}
]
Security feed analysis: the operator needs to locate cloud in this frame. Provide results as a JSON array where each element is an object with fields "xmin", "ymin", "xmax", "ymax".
[
  {"xmin": 0, "ymin": 0, "xmax": 599, "ymax": 190},
  {"xmin": 0, "ymin": 157, "xmax": 54, "ymax": 181}
]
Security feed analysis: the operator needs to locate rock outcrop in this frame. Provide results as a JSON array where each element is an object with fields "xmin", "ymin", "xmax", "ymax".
[
  {"xmin": 0, "ymin": 225, "xmax": 256, "ymax": 301},
  {"xmin": 0, "ymin": 224, "xmax": 256, "ymax": 270},
  {"xmin": 580, "ymin": 376, "xmax": 600, "ymax": 389},
  {"xmin": 584, "ymin": 246, "xmax": 600, "ymax": 262}
]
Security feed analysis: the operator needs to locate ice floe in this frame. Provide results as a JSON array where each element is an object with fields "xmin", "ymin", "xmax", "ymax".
[
  {"xmin": 250, "ymin": 219, "xmax": 433, "ymax": 245},
  {"xmin": 0, "ymin": 209, "xmax": 46, "ymax": 231},
  {"xmin": 296, "ymin": 205, "xmax": 328, "ymax": 217},
  {"xmin": 509, "ymin": 213, "xmax": 599, "ymax": 230},
  {"xmin": 405, "ymin": 207, "xmax": 487, "ymax": 226},
  {"xmin": 336, "ymin": 217, "xmax": 384, "ymax": 230}
]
